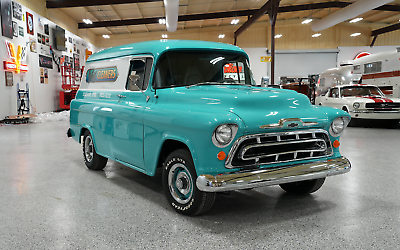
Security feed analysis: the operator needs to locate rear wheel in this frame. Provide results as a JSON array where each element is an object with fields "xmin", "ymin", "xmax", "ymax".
[
  {"xmin": 279, "ymin": 178, "xmax": 325, "ymax": 195},
  {"xmin": 82, "ymin": 130, "xmax": 108, "ymax": 171},
  {"xmin": 162, "ymin": 149, "xmax": 216, "ymax": 215}
]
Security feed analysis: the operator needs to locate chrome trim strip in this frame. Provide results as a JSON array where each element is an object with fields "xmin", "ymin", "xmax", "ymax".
[
  {"xmin": 260, "ymin": 118, "xmax": 318, "ymax": 129},
  {"xmin": 225, "ymin": 129, "xmax": 332, "ymax": 169},
  {"xmin": 197, "ymin": 156, "xmax": 350, "ymax": 192},
  {"xmin": 351, "ymin": 110, "xmax": 400, "ymax": 114}
]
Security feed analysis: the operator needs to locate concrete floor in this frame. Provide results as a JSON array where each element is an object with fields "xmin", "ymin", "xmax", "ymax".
[{"xmin": 1, "ymin": 120, "xmax": 400, "ymax": 249}]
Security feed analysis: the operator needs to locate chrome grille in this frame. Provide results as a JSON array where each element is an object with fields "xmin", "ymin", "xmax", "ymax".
[
  {"xmin": 365, "ymin": 102, "xmax": 400, "ymax": 109},
  {"xmin": 226, "ymin": 129, "xmax": 333, "ymax": 169}
]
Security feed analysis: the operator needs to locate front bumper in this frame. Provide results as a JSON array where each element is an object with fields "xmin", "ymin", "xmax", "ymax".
[
  {"xmin": 350, "ymin": 110, "xmax": 400, "ymax": 119},
  {"xmin": 196, "ymin": 156, "xmax": 350, "ymax": 192}
]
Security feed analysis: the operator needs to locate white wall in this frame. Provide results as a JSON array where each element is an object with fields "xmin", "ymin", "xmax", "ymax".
[
  {"xmin": 0, "ymin": 1, "xmax": 97, "ymax": 120},
  {"xmin": 243, "ymin": 48, "xmax": 269, "ymax": 86}
]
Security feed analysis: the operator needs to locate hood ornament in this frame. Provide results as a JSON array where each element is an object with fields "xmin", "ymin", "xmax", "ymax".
[{"xmin": 260, "ymin": 118, "xmax": 318, "ymax": 129}]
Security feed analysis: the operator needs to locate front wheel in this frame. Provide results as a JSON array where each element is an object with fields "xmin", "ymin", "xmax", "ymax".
[
  {"xmin": 82, "ymin": 130, "xmax": 108, "ymax": 171},
  {"xmin": 162, "ymin": 149, "xmax": 216, "ymax": 215},
  {"xmin": 279, "ymin": 178, "xmax": 325, "ymax": 195}
]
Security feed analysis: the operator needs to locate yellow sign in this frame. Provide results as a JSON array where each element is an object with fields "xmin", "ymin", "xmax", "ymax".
[{"xmin": 260, "ymin": 56, "xmax": 271, "ymax": 62}]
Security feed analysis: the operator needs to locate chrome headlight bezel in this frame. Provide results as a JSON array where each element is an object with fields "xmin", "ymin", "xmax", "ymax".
[
  {"xmin": 329, "ymin": 116, "xmax": 351, "ymax": 137},
  {"xmin": 212, "ymin": 124, "xmax": 238, "ymax": 148},
  {"xmin": 353, "ymin": 102, "xmax": 360, "ymax": 109}
]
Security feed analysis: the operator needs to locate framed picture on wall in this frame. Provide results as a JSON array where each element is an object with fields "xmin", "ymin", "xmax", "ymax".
[
  {"xmin": 12, "ymin": 1, "xmax": 23, "ymax": 20},
  {"xmin": 1, "ymin": 0, "xmax": 13, "ymax": 39},
  {"xmin": 44, "ymin": 24, "xmax": 49, "ymax": 35},
  {"xmin": 37, "ymin": 33, "xmax": 42, "ymax": 44},
  {"xmin": 26, "ymin": 12, "xmax": 34, "ymax": 35},
  {"xmin": 5, "ymin": 71, "xmax": 13, "ymax": 87},
  {"xmin": 12, "ymin": 21, "xmax": 18, "ymax": 37},
  {"xmin": 19, "ymin": 26, "xmax": 24, "ymax": 37}
]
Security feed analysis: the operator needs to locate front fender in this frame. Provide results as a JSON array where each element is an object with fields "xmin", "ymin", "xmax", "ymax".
[{"xmin": 143, "ymin": 105, "xmax": 245, "ymax": 176}]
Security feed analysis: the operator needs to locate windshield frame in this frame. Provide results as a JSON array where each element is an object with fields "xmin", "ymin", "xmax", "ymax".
[{"xmin": 152, "ymin": 50, "xmax": 256, "ymax": 89}]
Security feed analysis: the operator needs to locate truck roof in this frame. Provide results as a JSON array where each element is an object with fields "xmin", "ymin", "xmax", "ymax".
[{"xmin": 87, "ymin": 39, "xmax": 246, "ymax": 63}]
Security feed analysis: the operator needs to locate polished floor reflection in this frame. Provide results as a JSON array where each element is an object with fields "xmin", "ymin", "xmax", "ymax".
[{"xmin": 1, "ymin": 120, "xmax": 399, "ymax": 249}]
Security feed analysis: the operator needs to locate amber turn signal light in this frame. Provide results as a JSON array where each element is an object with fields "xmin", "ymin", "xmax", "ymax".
[
  {"xmin": 333, "ymin": 140, "xmax": 340, "ymax": 148},
  {"xmin": 217, "ymin": 151, "xmax": 226, "ymax": 161}
]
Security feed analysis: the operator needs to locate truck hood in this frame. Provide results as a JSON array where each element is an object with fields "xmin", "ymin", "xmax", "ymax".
[{"xmin": 161, "ymin": 85, "xmax": 332, "ymax": 132}]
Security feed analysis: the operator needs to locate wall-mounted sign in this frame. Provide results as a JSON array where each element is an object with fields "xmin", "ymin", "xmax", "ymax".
[
  {"xmin": 39, "ymin": 55, "xmax": 53, "ymax": 69},
  {"xmin": 260, "ymin": 56, "xmax": 272, "ymax": 62},
  {"xmin": 86, "ymin": 67, "xmax": 118, "ymax": 83},
  {"xmin": 4, "ymin": 41, "xmax": 28, "ymax": 73}
]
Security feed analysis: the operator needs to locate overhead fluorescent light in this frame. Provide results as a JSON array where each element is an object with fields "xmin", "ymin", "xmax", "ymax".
[
  {"xmin": 302, "ymin": 19, "xmax": 313, "ymax": 24},
  {"xmin": 312, "ymin": 33, "xmax": 321, "ymax": 37},
  {"xmin": 218, "ymin": 34, "xmax": 225, "ymax": 39},
  {"xmin": 83, "ymin": 19, "xmax": 92, "ymax": 24},
  {"xmin": 350, "ymin": 33, "xmax": 361, "ymax": 37},
  {"xmin": 102, "ymin": 34, "xmax": 110, "ymax": 39},
  {"xmin": 159, "ymin": 19, "xmax": 166, "ymax": 24},
  {"xmin": 231, "ymin": 19, "xmax": 239, "ymax": 25},
  {"xmin": 274, "ymin": 34, "xmax": 282, "ymax": 38},
  {"xmin": 350, "ymin": 17, "xmax": 363, "ymax": 23}
]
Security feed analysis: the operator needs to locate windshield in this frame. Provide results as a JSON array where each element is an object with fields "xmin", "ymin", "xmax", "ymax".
[
  {"xmin": 153, "ymin": 51, "xmax": 256, "ymax": 88},
  {"xmin": 340, "ymin": 86, "xmax": 383, "ymax": 97}
]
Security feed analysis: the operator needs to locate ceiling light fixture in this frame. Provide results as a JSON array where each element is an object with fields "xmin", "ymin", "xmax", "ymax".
[
  {"xmin": 312, "ymin": 33, "xmax": 321, "ymax": 37},
  {"xmin": 274, "ymin": 34, "xmax": 282, "ymax": 38},
  {"xmin": 159, "ymin": 19, "xmax": 166, "ymax": 24},
  {"xmin": 83, "ymin": 19, "xmax": 92, "ymax": 24},
  {"xmin": 350, "ymin": 33, "xmax": 361, "ymax": 37},
  {"xmin": 102, "ymin": 34, "xmax": 110, "ymax": 39},
  {"xmin": 162, "ymin": 34, "xmax": 168, "ymax": 38},
  {"xmin": 218, "ymin": 34, "xmax": 225, "ymax": 39},
  {"xmin": 350, "ymin": 17, "xmax": 363, "ymax": 23},
  {"xmin": 231, "ymin": 19, "xmax": 239, "ymax": 25},
  {"xmin": 302, "ymin": 18, "xmax": 313, "ymax": 24}
]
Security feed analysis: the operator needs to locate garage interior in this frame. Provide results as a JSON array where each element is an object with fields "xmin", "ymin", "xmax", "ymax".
[{"xmin": 1, "ymin": 0, "xmax": 400, "ymax": 249}]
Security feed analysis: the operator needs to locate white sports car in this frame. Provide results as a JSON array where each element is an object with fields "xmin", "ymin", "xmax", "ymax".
[{"xmin": 315, "ymin": 84, "xmax": 400, "ymax": 122}]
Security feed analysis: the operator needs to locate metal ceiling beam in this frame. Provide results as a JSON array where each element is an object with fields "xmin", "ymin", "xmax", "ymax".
[
  {"xmin": 77, "ymin": 2, "xmax": 400, "ymax": 29},
  {"xmin": 48, "ymin": 0, "xmax": 400, "ymax": 11},
  {"xmin": 79, "ymin": 9, "xmax": 255, "ymax": 28},
  {"xmin": 234, "ymin": 0, "xmax": 274, "ymax": 39},
  {"xmin": 371, "ymin": 23, "xmax": 400, "ymax": 37},
  {"xmin": 46, "ymin": 0, "xmax": 161, "ymax": 8}
]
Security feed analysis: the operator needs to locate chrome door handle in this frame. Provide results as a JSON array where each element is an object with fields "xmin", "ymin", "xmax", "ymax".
[{"xmin": 117, "ymin": 94, "xmax": 126, "ymax": 98}]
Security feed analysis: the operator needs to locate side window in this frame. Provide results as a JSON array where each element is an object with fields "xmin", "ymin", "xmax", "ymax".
[
  {"xmin": 127, "ymin": 59, "xmax": 146, "ymax": 91},
  {"xmin": 329, "ymin": 88, "xmax": 339, "ymax": 98},
  {"xmin": 364, "ymin": 61, "xmax": 382, "ymax": 74}
]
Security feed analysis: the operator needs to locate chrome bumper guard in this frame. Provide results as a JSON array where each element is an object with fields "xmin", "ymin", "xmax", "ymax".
[{"xmin": 196, "ymin": 156, "xmax": 350, "ymax": 192}]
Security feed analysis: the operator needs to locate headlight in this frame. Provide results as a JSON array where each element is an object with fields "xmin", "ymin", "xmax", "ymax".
[
  {"xmin": 353, "ymin": 102, "xmax": 360, "ymax": 109},
  {"xmin": 212, "ymin": 124, "xmax": 238, "ymax": 147},
  {"xmin": 329, "ymin": 116, "xmax": 351, "ymax": 137}
]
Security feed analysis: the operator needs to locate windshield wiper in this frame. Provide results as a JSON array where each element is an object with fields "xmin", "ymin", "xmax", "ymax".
[{"xmin": 186, "ymin": 82, "xmax": 217, "ymax": 89}]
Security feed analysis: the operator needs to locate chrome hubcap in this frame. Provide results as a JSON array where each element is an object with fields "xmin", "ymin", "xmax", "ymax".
[
  {"xmin": 168, "ymin": 163, "xmax": 193, "ymax": 204},
  {"xmin": 84, "ymin": 136, "xmax": 94, "ymax": 162}
]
